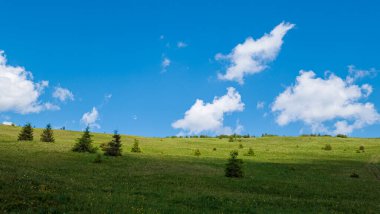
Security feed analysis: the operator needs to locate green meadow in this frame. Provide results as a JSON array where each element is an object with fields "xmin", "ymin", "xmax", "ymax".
[{"xmin": 0, "ymin": 125, "xmax": 379, "ymax": 213}]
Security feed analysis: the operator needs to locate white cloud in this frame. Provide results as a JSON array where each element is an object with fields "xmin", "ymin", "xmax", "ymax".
[
  {"xmin": 161, "ymin": 57, "xmax": 171, "ymax": 72},
  {"xmin": 53, "ymin": 87, "xmax": 74, "ymax": 102},
  {"xmin": 216, "ymin": 22, "xmax": 294, "ymax": 84},
  {"xmin": 81, "ymin": 107, "xmax": 100, "ymax": 128},
  {"xmin": 346, "ymin": 65, "xmax": 377, "ymax": 84},
  {"xmin": 257, "ymin": 101, "xmax": 265, "ymax": 109},
  {"xmin": 44, "ymin": 103, "xmax": 60, "ymax": 111},
  {"xmin": 177, "ymin": 41, "xmax": 188, "ymax": 48},
  {"xmin": 272, "ymin": 70, "xmax": 380, "ymax": 135},
  {"xmin": 234, "ymin": 120, "xmax": 244, "ymax": 134},
  {"xmin": 2, "ymin": 121, "xmax": 14, "ymax": 126},
  {"xmin": 105, "ymin": 94, "xmax": 112, "ymax": 99},
  {"xmin": 0, "ymin": 50, "xmax": 58, "ymax": 114},
  {"xmin": 172, "ymin": 87, "xmax": 244, "ymax": 135}
]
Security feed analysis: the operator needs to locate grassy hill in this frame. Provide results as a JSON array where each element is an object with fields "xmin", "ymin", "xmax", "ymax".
[{"xmin": 0, "ymin": 125, "xmax": 379, "ymax": 213}]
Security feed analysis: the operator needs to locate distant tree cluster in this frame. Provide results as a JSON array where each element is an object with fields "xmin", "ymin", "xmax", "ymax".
[
  {"xmin": 167, "ymin": 134, "xmax": 253, "ymax": 139},
  {"xmin": 300, "ymin": 134, "xmax": 332, "ymax": 137},
  {"xmin": 218, "ymin": 134, "xmax": 252, "ymax": 139},
  {"xmin": 261, "ymin": 133, "xmax": 278, "ymax": 137}
]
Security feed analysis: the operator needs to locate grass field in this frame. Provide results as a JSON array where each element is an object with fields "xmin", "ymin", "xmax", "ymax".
[{"xmin": 0, "ymin": 125, "xmax": 379, "ymax": 213}]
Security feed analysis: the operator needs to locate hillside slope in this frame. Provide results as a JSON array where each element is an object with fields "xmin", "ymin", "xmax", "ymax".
[{"xmin": 0, "ymin": 125, "xmax": 379, "ymax": 213}]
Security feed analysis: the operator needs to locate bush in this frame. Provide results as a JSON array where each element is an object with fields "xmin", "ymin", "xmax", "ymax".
[
  {"xmin": 238, "ymin": 143, "xmax": 244, "ymax": 149},
  {"xmin": 350, "ymin": 172, "xmax": 359, "ymax": 178},
  {"xmin": 102, "ymin": 131, "xmax": 122, "ymax": 156},
  {"xmin": 213, "ymin": 148, "xmax": 217, "ymax": 151},
  {"xmin": 359, "ymin": 145, "xmax": 365, "ymax": 152},
  {"xmin": 93, "ymin": 153, "xmax": 103, "ymax": 163},
  {"xmin": 245, "ymin": 147, "xmax": 254, "ymax": 156},
  {"xmin": 131, "ymin": 139, "xmax": 142, "ymax": 153},
  {"xmin": 225, "ymin": 150, "xmax": 244, "ymax": 178},
  {"xmin": 194, "ymin": 149, "xmax": 201, "ymax": 156},
  {"xmin": 228, "ymin": 136, "xmax": 234, "ymax": 142},
  {"xmin": 17, "ymin": 123, "xmax": 34, "ymax": 141},
  {"xmin": 40, "ymin": 124, "xmax": 55, "ymax": 142},
  {"xmin": 72, "ymin": 127, "xmax": 97, "ymax": 153},
  {"xmin": 322, "ymin": 144, "xmax": 332, "ymax": 151},
  {"xmin": 336, "ymin": 134, "xmax": 348, "ymax": 138}
]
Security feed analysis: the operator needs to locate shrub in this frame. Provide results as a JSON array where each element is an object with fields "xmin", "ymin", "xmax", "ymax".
[
  {"xmin": 40, "ymin": 124, "xmax": 55, "ymax": 142},
  {"xmin": 322, "ymin": 144, "xmax": 332, "ymax": 151},
  {"xmin": 131, "ymin": 139, "xmax": 142, "ymax": 153},
  {"xmin": 245, "ymin": 147, "xmax": 254, "ymax": 156},
  {"xmin": 225, "ymin": 150, "xmax": 244, "ymax": 178},
  {"xmin": 228, "ymin": 136, "xmax": 234, "ymax": 142},
  {"xmin": 238, "ymin": 143, "xmax": 244, "ymax": 149},
  {"xmin": 93, "ymin": 153, "xmax": 103, "ymax": 163},
  {"xmin": 18, "ymin": 123, "xmax": 34, "ymax": 141},
  {"xmin": 194, "ymin": 149, "xmax": 201, "ymax": 156},
  {"xmin": 213, "ymin": 148, "xmax": 217, "ymax": 151},
  {"xmin": 72, "ymin": 127, "xmax": 97, "ymax": 153},
  {"xmin": 102, "ymin": 131, "xmax": 122, "ymax": 156},
  {"xmin": 350, "ymin": 172, "xmax": 359, "ymax": 178},
  {"xmin": 359, "ymin": 145, "xmax": 365, "ymax": 152},
  {"xmin": 336, "ymin": 134, "xmax": 348, "ymax": 138}
]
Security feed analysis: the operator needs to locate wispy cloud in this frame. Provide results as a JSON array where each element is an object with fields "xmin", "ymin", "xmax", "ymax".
[
  {"xmin": 161, "ymin": 57, "xmax": 171, "ymax": 72},
  {"xmin": 53, "ymin": 87, "xmax": 74, "ymax": 102},
  {"xmin": 216, "ymin": 22, "xmax": 294, "ymax": 84},
  {"xmin": 177, "ymin": 41, "xmax": 188, "ymax": 48}
]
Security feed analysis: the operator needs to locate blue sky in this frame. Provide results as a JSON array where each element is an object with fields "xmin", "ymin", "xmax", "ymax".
[{"xmin": 0, "ymin": 0, "xmax": 379, "ymax": 137}]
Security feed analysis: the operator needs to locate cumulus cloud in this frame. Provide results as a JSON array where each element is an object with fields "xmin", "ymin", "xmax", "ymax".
[
  {"xmin": 216, "ymin": 22, "xmax": 294, "ymax": 84},
  {"xmin": 272, "ymin": 70, "xmax": 380, "ymax": 135},
  {"xmin": 53, "ymin": 87, "xmax": 74, "ymax": 102},
  {"xmin": 161, "ymin": 57, "xmax": 171, "ymax": 72},
  {"xmin": 172, "ymin": 87, "xmax": 244, "ymax": 135},
  {"xmin": 177, "ymin": 41, "xmax": 188, "ymax": 48},
  {"xmin": 81, "ymin": 107, "xmax": 100, "ymax": 128},
  {"xmin": 0, "ymin": 50, "xmax": 59, "ymax": 114}
]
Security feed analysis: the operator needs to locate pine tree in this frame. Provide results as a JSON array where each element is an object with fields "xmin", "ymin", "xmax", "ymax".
[
  {"xmin": 17, "ymin": 123, "xmax": 34, "ymax": 141},
  {"xmin": 72, "ymin": 127, "xmax": 96, "ymax": 153},
  {"xmin": 131, "ymin": 139, "xmax": 142, "ymax": 153},
  {"xmin": 102, "ymin": 131, "xmax": 122, "ymax": 156},
  {"xmin": 40, "ymin": 124, "xmax": 55, "ymax": 142},
  {"xmin": 225, "ymin": 150, "xmax": 244, "ymax": 178}
]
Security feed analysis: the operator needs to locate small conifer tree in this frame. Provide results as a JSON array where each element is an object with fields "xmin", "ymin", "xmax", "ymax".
[
  {"xmin": 72, "ymin": 127, "xmax": 96, "ymax": 153},
  {"xmin": 131, "ymin": 139, "xmax": 142, "ymax": 153},
  {"xmin": 225, "ymin": 150, "xmax": 244, "ymax": 178},
  {"xmin": 18, "ymin": 123, "xmax": 34, "ymax": 141},
  {"xmin": 102, "ymin": 131, "xmax": 122, "ymax": 156},
  {"xmin": 40, "ymin": 124, "xmax": 55, "ymax": 142}
]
